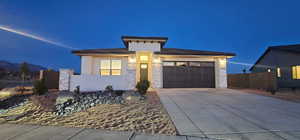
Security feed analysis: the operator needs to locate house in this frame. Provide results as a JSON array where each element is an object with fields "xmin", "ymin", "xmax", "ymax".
[
  {"xmin": 59, "ymin": 36, "xmax": 235, "ymax": 91},
  {"xmin": 250, "ymin": 44, "xmax": 300, "ymax": 89}
]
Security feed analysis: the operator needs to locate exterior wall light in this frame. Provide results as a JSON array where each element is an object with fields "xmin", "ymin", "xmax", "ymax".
[
  {"xmin": 219, "ymin": 59, "xmax": 227, "ymax": 69},
  {"xmin": 128, "ymin": 56, "xmax": 136, "ymax": 63},
  {"xmin": 153, "ymin": 57, "xmax": 161, "ymax": 64}
]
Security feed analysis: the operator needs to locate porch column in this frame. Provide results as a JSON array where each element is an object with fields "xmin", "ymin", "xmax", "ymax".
[
  {"xmin": 215, "ymin": 58, "xmax": 227, "ymax": 88},
  {"xmin": 59, "ymin": 69, "xmax": 74, "ymax": 91}
]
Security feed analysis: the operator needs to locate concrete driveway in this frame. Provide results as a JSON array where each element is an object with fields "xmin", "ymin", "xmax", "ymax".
[{"xmin": 158, "ymin": 88, "xmax": 300, "ymax": 140}]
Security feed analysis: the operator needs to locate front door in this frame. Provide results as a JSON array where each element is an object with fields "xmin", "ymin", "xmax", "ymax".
[{"xmin": 140, "ymin": 63, "xmax": 148, "ymax": 81}]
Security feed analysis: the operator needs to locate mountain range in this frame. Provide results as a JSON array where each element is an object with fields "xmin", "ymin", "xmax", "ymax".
[{"xmin": 0, "ymin": 60, "xmax": 47, "ymax": 72}]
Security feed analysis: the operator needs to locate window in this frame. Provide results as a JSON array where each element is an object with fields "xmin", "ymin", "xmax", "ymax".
[
  {"xmin": 189, "ymin": 62, "xmax": 201, "ymax": 67},
  {"xmin": 111, "ymin": 60, "xmax": 121, "ymax": 75},
  {"xmin": 100, "ymin": 60, "xmax": 110, "ymax": 76},
  {"xmin": 292, "ymin": 66, "xmax": 300, "ymax": 79},
  {"xmin": 277, "ymin": 67, "xmax": 281, "ymax": 78},
  {"xmin": 163, "ymin": 62, "xmax": 175, "ymax": 66},
  {"xmin": 176, "ymin": 62, "xmax": 188, "ymax": 67},
  {"xmin": 100, "ymin": 59, "xmax": 121, "ymax": 76}
]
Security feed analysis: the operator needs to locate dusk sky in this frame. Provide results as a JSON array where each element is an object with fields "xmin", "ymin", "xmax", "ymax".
[{"xmin": 0, "ymin": 0, "xmax": 300, "ymax": 73}]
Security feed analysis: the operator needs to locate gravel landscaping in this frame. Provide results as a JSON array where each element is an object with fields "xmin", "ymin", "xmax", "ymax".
[
  {"xmin": 55, "ymin": 91, "xmax": 125, "ymax": 116},
  {"xmin": 0, "ymin": 91, "xmax": 177, "ymax": 135}
]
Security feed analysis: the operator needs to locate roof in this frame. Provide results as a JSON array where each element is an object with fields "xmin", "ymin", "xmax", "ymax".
[
  {"xmin": 249, "ymin": 44, "xmax": 300, "ymax": 71},
  {"xmin": 72, "ymin": 47, "xmax": 235, "ymax": 56},
  {"xmin": 156, "ymin": 48, "xmax": 236, "ymax": 56},
  {"xmin": 121, "ymin": 36, "xmax": 168, "ymax": 48},
  {"xmin": 72, "ymin": 48, "xmax": 134, "ymax": 55},
  {"xmin": 270, "ymin": 44, "xmax": 300, "ymax": 53}
]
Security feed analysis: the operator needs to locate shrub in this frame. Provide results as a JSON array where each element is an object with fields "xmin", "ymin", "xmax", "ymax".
[
  {"xmin": 105, "ymin": 85, "xmax": 113, "ymax": 92},
  {"xmin": 33, "ymin": 79, "xmax": 48, "ymax": 95},
  {"xmin": 30, "ymin": 94, "xmax": 57, "ymax": 112},
  {"xmin": 136, "ymin": 80, "xmax": 150, "ymax": 95},
  {"xmin": 74, "ymin": 85, "xmax": 80, "ymax": 94}
]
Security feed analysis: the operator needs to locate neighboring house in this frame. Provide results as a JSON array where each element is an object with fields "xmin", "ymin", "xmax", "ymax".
[
  {"xmin": 250, "ymin": 44, "xmax": 300, "ymax": 88},
  {"xmin": 59, "ymin": 36, "xmax": 235, "ymax": 91}
]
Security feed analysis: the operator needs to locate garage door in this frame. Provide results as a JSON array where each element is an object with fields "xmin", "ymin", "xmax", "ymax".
[{"xmin": 163, "ymin": 61, "xmax": 215, "ymax": 88}]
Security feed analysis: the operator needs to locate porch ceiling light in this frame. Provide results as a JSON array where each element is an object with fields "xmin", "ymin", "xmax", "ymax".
[{"xmin": 140, "ymin": 56, "xmax": 148, "ymax": 61}]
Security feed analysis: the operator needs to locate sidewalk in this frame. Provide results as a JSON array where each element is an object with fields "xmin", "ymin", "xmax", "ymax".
[{"xmin": 0, "ymin": 123, "xmax": 215, "ymax": 140}]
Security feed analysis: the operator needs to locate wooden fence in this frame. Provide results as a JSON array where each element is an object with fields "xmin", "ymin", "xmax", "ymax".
[
  {"xmin": 228, "ymin": 72, "xmax": 277, "ymax": 91},
  {"xmin": 40, "ymin": 70, "xmax": 59, "ymax": 89}
]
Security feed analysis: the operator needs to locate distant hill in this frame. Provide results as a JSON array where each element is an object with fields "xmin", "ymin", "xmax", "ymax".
[{"xmin": 0, "ymin": 60, "xmax": 47, "ymax": 72}]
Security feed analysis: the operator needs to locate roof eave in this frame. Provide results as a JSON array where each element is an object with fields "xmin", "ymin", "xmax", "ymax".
[
  {"xmin": 72, "ymin": 52, "xmax": 134, "ymax": 56},
  {"xmin": 155, "ymin": 52, "xmax": 236, "ymax": 57}
]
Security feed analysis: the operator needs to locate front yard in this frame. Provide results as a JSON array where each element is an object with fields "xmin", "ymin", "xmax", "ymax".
[{"xmin": 0, "ymin": 91, "xmax": 177, "ymax": 135}]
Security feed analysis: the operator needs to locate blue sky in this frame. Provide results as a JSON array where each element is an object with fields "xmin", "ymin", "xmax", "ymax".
[{"xmin": 0, "ymin": 0, "xmax": 300, "ymax": 73}]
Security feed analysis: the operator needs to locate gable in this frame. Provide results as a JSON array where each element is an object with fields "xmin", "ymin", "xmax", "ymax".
[
  {"xmin": 250, "ymin": 49, "xmax": 300, "ymax": 71},
  {"xmin": 250, "ymin": 49, "xmax": 278, "ymax": 71}
]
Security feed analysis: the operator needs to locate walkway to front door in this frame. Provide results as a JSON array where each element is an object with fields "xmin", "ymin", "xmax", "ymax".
[{"xmin": 158, "ymin": 88, "xmax": 300, "ymax": 140}]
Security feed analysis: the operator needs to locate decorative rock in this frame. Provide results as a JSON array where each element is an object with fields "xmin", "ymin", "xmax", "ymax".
[{"xmin": 55, "ymin": 91, "xmax": 125, "ymax": 116}]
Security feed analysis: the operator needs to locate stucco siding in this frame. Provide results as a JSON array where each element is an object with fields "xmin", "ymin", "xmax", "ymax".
[
  {"xmin": 81, "ymin": 56, "xmax": 93, "ymax": 74},
  {"xmin": 70, "ymin": 74, "xmax": 131, "ymax": 91},
  {"xmin": 60, "ymin": 56, "xmax": 137, "ymax": 91}
]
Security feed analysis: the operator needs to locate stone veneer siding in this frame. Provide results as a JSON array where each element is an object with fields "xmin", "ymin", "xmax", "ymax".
[
  {"xmin": 215, "ymin": 58, "xmax": 227, "ymax": 88},
  {"xmin": 152, "ymin": 63, "xmax": 163, "ymax": 88},
  {"xmin": 59, "ymin": 69, "xmax": 74, "ymax": 91},
  {"xmin": 128, "ymin": 42, "xmax": 161, "ymax": 52}
]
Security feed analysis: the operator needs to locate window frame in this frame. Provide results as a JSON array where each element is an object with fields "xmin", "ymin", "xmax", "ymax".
[
  {"xmin": 100, "ymin": 59, "xmax": 122, "ymax": 76},
  {"xmin": 162, "ymin": 61, "xmax": 175, "ymax": 66},
  {"xmin": 111, "ymin": 59, "xmax": 122, "ymax": 76},
  {"xmin": 291, "ymin": 65, "xmax": 300, "ymax": 80},
  {"xmin": 189, "ymin": 62, "xmax": 201, "ymax": 67},
  {"xmin": 276, "ymin": 67, "xmax": 281, "ymax": 78},
  {"xmin": 176, "ymin": 61, "xmax": 188, "ymax": 67}
]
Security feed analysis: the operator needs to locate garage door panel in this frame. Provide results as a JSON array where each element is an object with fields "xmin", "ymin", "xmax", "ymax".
[{"xmin": 163, "ymin": 62, "xmax": 215, "ymax": 88}]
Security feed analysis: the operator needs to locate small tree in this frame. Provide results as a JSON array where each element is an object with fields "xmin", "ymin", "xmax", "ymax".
[
  {"xmin": 33, "ymin": 79, "xmax": 48, "ymax": 95},
  {"xmin": 20, "ymin": 62, "xmax": 29, "ymax": 93},
  {"xmin": 136, "ymin": 80, "xmax": 150, "ymax": 95}
]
